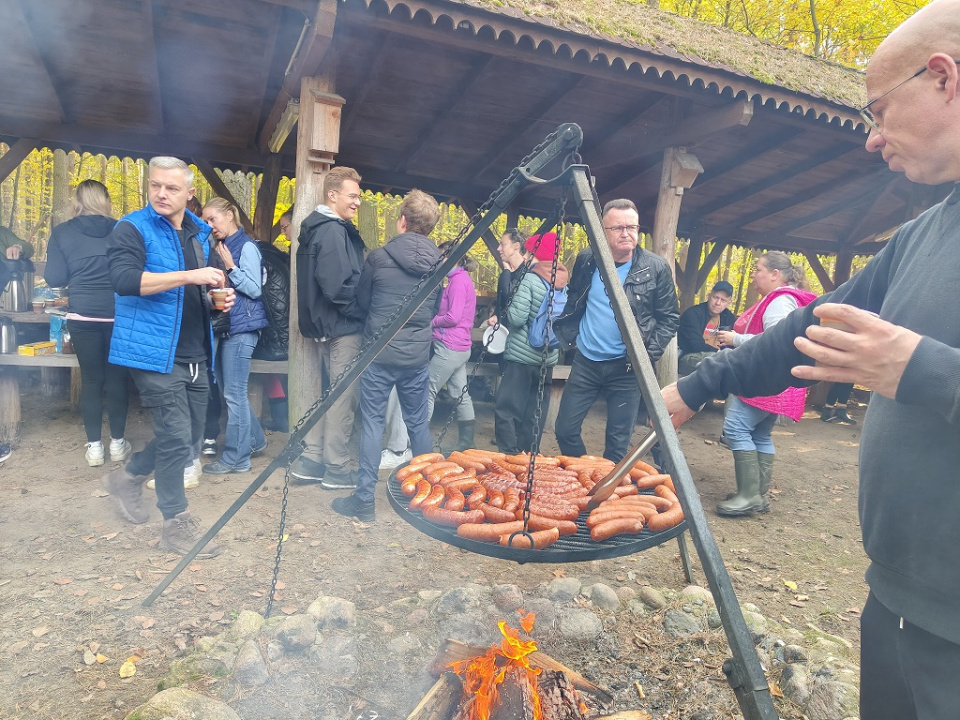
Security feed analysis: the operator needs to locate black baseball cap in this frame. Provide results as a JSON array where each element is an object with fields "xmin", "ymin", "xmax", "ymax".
[{"xmin": 711, "ymin": 281, "xmax": 734, "ymax": 296}]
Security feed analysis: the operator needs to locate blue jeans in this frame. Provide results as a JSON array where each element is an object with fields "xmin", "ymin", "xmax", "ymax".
[
  {"xmin": 128, "ymin": 362, "xmax": 208, "ymax": 519},
  {"xmin": 218, "ymin": 332, "xmax": 265, "ymax": 469},
  {"xmin": 357, "ymin": 363, "xmax": 432, "ymax": 504},
  {"xmin": 555, "ymin": 353, "xmax": 639, "ymax": 462},
  {"xmin": 723, "ymin": 395, "xmax": 777, "ymax": 453}
]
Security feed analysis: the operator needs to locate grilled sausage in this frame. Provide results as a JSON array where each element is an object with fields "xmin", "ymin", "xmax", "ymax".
[
  {"xmin": 646, "ymin": 504, "xmax": 684, "ymax": 531},
  {"xmin": 423, "ymin": 506, "xmax": 484, "ymax": 527},
  {"xmin": 421, "ymin": 484, "xmax": 446, "ymax": 509},
  {"xmin": 457, "ymin": 520, "xmax": 524, "ymax": 542},
  {"xmin": 499, "ymin": 527, "xmax": 560, "ymax": 549},
  {"xmin": 480, "ymin": 503, "xmax": 517, "ymax": 523},
  {"xmin": 410, "ymin": 452, "xmax": 445, "ymax": 465},
  {"xmin": 590, "ymin": 517, "xmax": 645, "ymax": 541},
  {"xmin": 408, "ymin": 478, "xmax": 432, "ymax": 510}
]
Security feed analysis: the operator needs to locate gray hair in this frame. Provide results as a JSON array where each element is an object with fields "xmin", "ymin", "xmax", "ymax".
[
  {"xmin": 149, "ymin": 156, "xmax": 194, "ymax": 186},
  {"xmin": 602, "ymin": 198, "xmax": 638, "ymax": 218}
]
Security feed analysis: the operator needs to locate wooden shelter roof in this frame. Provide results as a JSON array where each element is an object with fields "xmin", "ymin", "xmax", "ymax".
[{"xmin": 0, "ymin": 0, "xmax": 950, "ymax": 259}]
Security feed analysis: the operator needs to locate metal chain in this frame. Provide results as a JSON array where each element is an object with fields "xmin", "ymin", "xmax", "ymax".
[
  {"xmin": 265, "ymin": 466, "xmax": 292, "ymax": 618},
  {"xmin": 520, "ymin": 180, "xmax": 570, "ymax": 532},
  {"xmin": 266, "ymin": 127, "xmax": 565, "ymax": 590}
]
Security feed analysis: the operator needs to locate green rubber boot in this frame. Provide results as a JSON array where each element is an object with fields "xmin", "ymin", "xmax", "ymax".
[
  {"xmin": 456, "ymin": 421, "xmax": 476, "ymax": 452},
  {"xmin": 756, "ymin": 452, "xmax": 774, "ymax": 514},
  {"xmin": 717, "ymin": 450, "xmax": 764, "ymax": 517}
]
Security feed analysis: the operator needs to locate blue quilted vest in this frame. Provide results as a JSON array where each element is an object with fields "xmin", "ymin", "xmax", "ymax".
[
  {"xmin": 110, "ymin": 205, "xmax": 213, "ymax": 373},
  {"xmin": 220, "ymin": 229, "xmax": 269, "ymax": 335}
]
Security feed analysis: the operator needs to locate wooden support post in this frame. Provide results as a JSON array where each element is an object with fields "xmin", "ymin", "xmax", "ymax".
[
  {"xmin": 0, "ymin": 372, "xmax": 21, "ymax": 446},
  {"xmin": 253, "ymin": 154, "xmax": 282, "ymax": 242},
  {"xmin": 0, "ymin": 139, "xmax": 38, "ymax": 184},
  {"xmin": 194, "ymin": 158, "xmax": 256, "ymax": 235},
  {"xmin": 833, "ymin": 252, "xmax": 853, "ymax": 287},
  {"xmin": 803, "ymin": 252, "xmax": 835, "ymax": 293},
  {"xmin": 677, "ymin": 234, "xmax": 704, "ymax": 311},
  {"xmin": 651, "ymin": 146, "xmax": 703, "ymax": 387},
  {"xmin": 288, "ymin": 75, "xmax": 345, "ymax": 434}
]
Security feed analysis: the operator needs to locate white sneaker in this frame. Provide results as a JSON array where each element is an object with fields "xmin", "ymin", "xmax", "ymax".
[
  {"xmin": 146, "ymin": 459, "xmax": 202, "ymax": 490},
  {"xmin": 184, "ymin": 458, "xmax": 201, "ymax": 489},
  {"xmin": 379, "ymin": 447, "xmax": 412, "ymax": 470},
  {"xmin": 109, "ymin": 438, "xmax": 132, "ymax": 462},
  {"xmin": 85, "ymin": 442, "xmax": 105, "ymax": 467}
]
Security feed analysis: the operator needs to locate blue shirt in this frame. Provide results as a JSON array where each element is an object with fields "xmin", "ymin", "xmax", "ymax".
[{"xmin": 577, "ymin": 262, "xmax": 631, "ymax": 361}]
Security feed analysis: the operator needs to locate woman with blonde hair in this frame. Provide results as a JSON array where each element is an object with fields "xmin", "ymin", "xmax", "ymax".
[
  {"xmin": 200, "ymin": 197, "xmax": 269, "ymax": 474},
  {"xmin": 45, "ymin": 180, "xmax": 131, "ymax": 467},
  {"xmin": 714, "ymin": 251, "xmax": 816, "ymax": 517}
]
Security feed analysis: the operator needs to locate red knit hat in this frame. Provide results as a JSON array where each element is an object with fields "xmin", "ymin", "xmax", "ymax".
[{"xmin": 525, "ymin": 232, "xmax": 559, "ymax": 261}]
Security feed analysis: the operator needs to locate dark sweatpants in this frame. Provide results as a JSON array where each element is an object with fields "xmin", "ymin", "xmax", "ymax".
[
  {"xmin": 860, "ymin": 591, "xmax": 960, "ymax": 720},
  {"xmin": 493, "ymin": 361, "xmax": 553, "ymax": 454},
  {"xmin": 127, "ymin": 362, "xmax": 208, "ymax": 519}
]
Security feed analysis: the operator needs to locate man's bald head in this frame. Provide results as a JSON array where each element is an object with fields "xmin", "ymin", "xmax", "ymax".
[{"xmin": 864, "ymin": 0, "xmax": 960, "ymax": 184}]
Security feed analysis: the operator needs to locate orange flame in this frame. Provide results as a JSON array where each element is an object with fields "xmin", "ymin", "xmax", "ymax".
[{"xmin": 449, "ymin": 611, "xmax": 543, "ymax": 720}]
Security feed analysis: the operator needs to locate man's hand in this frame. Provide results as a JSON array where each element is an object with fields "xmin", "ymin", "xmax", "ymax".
[
  {"xmin": 715, "ymin": 330, "xmax": 736, "ymax": 348},
  {"xmin": 662, "ymin": 383, "xmax": 698, "ymax": 429},
  {"xmin": 221, "ymin": 287, "xmax": 236, "ymax": 312},
  {"xmin": 791, "ymin": 303, "xmax": 922, "ymax": 399},
  {"xmin": 5, "ymin": 245, "xmax": 21, "ymax": 260},
  {"xmin": 186, "ymin": 267, "xmax": 226, "ymax": 288}
]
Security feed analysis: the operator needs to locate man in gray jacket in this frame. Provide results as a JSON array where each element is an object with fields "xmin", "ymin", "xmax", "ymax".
[
  {"xmin": 664, "ymin": 2, "xmax": 960, "ymax": 715},
  {"xmin": 331, "ymin": 190, "xmax": 442, "ymax": 522}
]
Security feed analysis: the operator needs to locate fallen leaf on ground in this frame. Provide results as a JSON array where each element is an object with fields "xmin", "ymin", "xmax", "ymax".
[
  {"xmin": 112, "ymin": 583, "xmax": 123, "ymax": 591},
  {"xmin": 209, "ymin": 611, "xmax": 225, "ymax": 621},
  {"xmin": 96, "ymin": 653, "xmax": 109, "ymax": 663},
  {"xmin": 32, "ymin": 626, "xmax": 50, "ymax": 638},
  {"xmin": 281, "ymin": 606, "xmax": 297, "ymax": 615},
  {"xmin": 118, "ymin": 660, "xmax": 136, "ymax": 678},
  {"xmin": 53, "ymin": 578, "xmax": 73, "ymax": 585},
  {"xmin": 783, "ymin": 580, "xmax": 798, "ymax": 591},
  {"xmin": 89, "ymin": 642, "xmax": 100, "ymax": 653},
  {"xmin": 100, "ymin": 532, "xmax": 119, "ymax": 540},
  {"xmin": 135, "ymin": 570, "xmax": 142, "ymax": 581},
  {"xmin": 768, "ymin": 680, "xmax": 783, "ymax": 698}
]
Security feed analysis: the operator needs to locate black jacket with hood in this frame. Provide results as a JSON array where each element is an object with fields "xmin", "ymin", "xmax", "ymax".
[
  {"xmin": 44, "ymin": 214, "xmax": 118, "ymax": 319},
  {"xmin": 296, "ymin": 207, "xmax": 366, "ymax": 339},
  {"xmin": 357, "ymin": 232, "xmax": 442, "ymax": 367}
]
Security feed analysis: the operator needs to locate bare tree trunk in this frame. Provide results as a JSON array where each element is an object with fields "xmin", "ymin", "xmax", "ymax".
[{"xmin": 808, "ymin": 0, "xmax": 822, "ymax": 57}]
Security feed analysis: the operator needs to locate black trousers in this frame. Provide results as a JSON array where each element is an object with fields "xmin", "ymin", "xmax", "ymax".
[
  {"xmin": 860, "ymin": 591, "xmax": 960, "ymax": 720},
  {"xmin": 493, "ymin": 361, "xmax": 552, "ymax": 454},
  {"xmin": 68, "ymin": 320, "xmax": 129, "ymax": 442}
]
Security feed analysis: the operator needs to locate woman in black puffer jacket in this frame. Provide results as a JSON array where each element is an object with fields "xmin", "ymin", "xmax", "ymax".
[{"xmin": 44, "ymin": 180, "xmax": 131, "ymax": 468}]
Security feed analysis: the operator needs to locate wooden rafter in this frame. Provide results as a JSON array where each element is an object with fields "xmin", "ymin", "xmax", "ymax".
[
  {"xmin": 339, "ymin": 30, "xmax": 393, "ymax": 140},
  {"xmin": 248, "ymin": 4, "xmax": 284, "ymax": 144},
  {"xmin": 803, "ymin": 252, "xmax": 834, "ymax": 292},
  {"xmin": 393, "ymin": 53, "xmax": 495, "ymax": 173},
  {"xmin": 840, "ymin": 177, "xmax": 903, "ymax": 245},
  {"xmin": 194, "ymin": 158, "xmax": 255, "ymax": 234},
  {"xmin": 773, "ymin": 177, "xmax": 894, "ymax": 237},
  {"xmin": 692, "ymin": 224, "xmax": 888, "ymax": 255},
  {"xmin": 256, "ymin": 0, "xmax": 316, "ymax": 12},
  {"xmin": 692, "ymin": 127, "xmax": 798, "ymax": 191},
  {"xmin": 256, "ymin": 0, "xmax": 339, "ymax": 153},
  {"xmin": 0, "ymin": 139, "xmax": 38, "ymax": 184},
  {"xmin": 470, "ymin": 73, "xmax": 586, "ymax": 180},
  {"xmin": 140, "ymin": 0, "xmax": 165, "ymax": 133},
  {"xmin": 580, "ymin": 91, "xmax": 663, "ymax": 155},
  {"xmin": 692, "ymin": 143, "xmax": 858, "ymax": 221},
  {"xmin": 581, "ymin": 96, "xmax": 674, "ymax": 169}
]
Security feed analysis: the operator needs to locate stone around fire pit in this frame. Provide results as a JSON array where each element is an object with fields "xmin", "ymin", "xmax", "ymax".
[
  {"xmin": 557, "ymin": 608, "xmax": 603, "ymax": 642},
  {"xmin": 546, "ymin": 577, "xmax": 581, "ymax": 602},
  {"xmin": 492, "ymin": 584, "xmax": 524, "ymax": 612},
  {"xmin": 307, "ymin": 595, "xmax": 357, "ymax": 628},
  {"xmin": 125, "ymin": 687, "xmax": 240, "ymax": 720}
]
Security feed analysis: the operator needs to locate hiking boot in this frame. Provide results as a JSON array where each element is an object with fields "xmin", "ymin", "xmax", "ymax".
[
  {"xmin": 320, "ymin": 472, "xmax": 359, "ymax": 490},
  {"xmin": 102, "ymin": 466, "xmax": 150, "ymax": 524},
  {"xmin": 290, "ymin": 457, "xmax": 326, "ymax": 484},
  {"xmin": 379, "ymin": 448, "xmax": 412, "ymax": 470},
  {"xmin": 331, "ymin": 493, "xmax": 375, "ymax": 522},
  {"xmin": 456, "ymin": 421, "xmax": 476, "ymax": 452},
  {"xmin": 85, "ymin": 441, "xmax": 105, "ymax": 467},
  {"xmin": 718, "ymin": 434, "xmax": 731, "ymax": 449},
  {"xmin": 202, "ymin": 459, "xmax": 249, "ymax": 475},
  {"xmin": 109, "ymin": 438, "xmax": 132, "ymax": 463},
  {"xmin": 159, "ymin": 511, "xmax": 221, "ymax": 558},
  {"xmin": 201, "ymin": 439, "xmax": 218, "ymax": 456},
  {"xmin": 833, "ymin": 409, "xmax": 857, "ymax": 425}
]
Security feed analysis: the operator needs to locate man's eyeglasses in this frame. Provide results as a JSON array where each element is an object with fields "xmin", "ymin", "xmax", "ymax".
[
  {"xmin": 859, "ymin": 60, "xmax": 960, "ymax": 132},
  {"xmin": 279, "ymin": 222, "xmax": 291, "ymax": 234},
  {"xmin": 333, "ymin": 191, "xmax": 363, "ymax": 203},
  {"xmin": 603, "ymin": 224, "xmax": 640, "ymax": 235}
]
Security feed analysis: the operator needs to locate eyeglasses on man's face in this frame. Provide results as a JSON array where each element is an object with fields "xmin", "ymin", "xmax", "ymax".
[
  {"xmin": 333, "ymin": 190, "xmax": 363, "ymax": 203},
  {"xmin": 859, "ymin": 60, "xmax": 960, "ymax": 132},
  {"xmin": 603, "ymin": 224, "xmax": 640, "ymax": 235}
]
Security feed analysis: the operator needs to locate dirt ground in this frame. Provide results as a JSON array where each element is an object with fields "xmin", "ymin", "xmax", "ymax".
[{"xmin": 0, "ymin": 378, "xmax": 867, "ymax": 719}]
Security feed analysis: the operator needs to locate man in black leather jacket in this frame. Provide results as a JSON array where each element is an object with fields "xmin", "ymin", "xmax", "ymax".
[{"xmin": 554, "ymin": 198, "xmax": 679, "ymax": 462}]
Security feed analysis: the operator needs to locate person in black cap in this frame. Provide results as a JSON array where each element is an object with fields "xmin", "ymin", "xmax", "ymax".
[{"xmin": 677, "ymin": 280, "xmax": 737, "ymax": 376}]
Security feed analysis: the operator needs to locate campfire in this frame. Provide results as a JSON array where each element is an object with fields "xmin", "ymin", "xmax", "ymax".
[{"xmin": 408, "ymin": 613, "xmax": 644, "ymax": 720}]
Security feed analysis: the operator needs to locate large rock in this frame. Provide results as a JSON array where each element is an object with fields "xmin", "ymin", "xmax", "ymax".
[
  {"xmin": 586, "ymin": 583, "xmax": 620, "ymax": 611},
  {"xmin": 780, "ymin": 663, "xmax": 812, "ymax": 707},
  {"xmin": 230, "ymin": 610, "xmax": 265, "ymax": 641},
  {"xmin": 806, "ymin": 679, "xmax": 859, "ymax": 720},
  {"xmin": 557, "ymin": 608, "xmax": 603, "ymax": 643},
  {"xmin": 637, "ymin": 586, "xmax": 667, "ymax": 610},
  {"xmin": 680, "ymin": 585, "xmax": 715, "ymax": 607},
  {"xmin": 313, "ymin": 635, "xmax": 360, "ymax": 681},
  {"xmin": 307, "ymin": 596, "xmax": 357, "ymax": 629},
  {"xmin": 124, "ymin": 687, "xmax": 240, "ymax": 720},
  {"xmin": 742, "ymin": 610, "xmax": 768, "ymax": 641},
  {"xmin": 158, "ymin": 655, "xmax": 230, "ymax": 691},
  {"xmin": 546, "ymin": 577, "xmax": 582, "ymax": 603},
  {"xmin": 492, "ymin": 584, "xmax": 524, "ymax": 612},
  {"xmin": 663, "ymin": 609, "xmax": 701, "ymax": 637},
  {"xmin": 435, "ymin": 585, "xmax": 486, "ymax": 615},
  {"xmin": 277, "ymin": 614, "xmax": 317, "ymax": 652},
  {"xmin": 233, "ymin": 640, "xmax": 269, "ymax": 686},
  {"xmin": 524, "ymin": 598, "xmax": 557, "ymax": 631}
]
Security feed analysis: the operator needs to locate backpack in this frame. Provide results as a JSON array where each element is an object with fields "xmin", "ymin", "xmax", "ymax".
[
  {"xmin": 253, "ymin": 242, "xmax": 290, "ymax": 360},
  {"xmin": 527, "ymin": 276, "xmax": 567, "ymax": 351}
]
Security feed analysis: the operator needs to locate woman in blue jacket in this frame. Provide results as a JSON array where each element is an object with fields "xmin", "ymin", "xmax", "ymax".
[{"xmin": 200, "ymin": 198, "xmax": 269, "ymax": 473}]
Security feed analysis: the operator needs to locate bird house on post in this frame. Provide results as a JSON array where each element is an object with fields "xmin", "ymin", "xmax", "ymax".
[
  {"xmin": 669, "ymin": 149, "xmax": 704, "ymax": 195},
  {"xmin": 305, "ymin": 89, "xmax": 346, "ymax": 168}
]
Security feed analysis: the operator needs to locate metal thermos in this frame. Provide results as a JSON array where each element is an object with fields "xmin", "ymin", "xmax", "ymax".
[
  {"xmin": 1, "ymin": 259, "xmax": 30, "ymax": 313},
  {"xmin": 0, "ymin": 317, "xmax": 18, "ymax": 353}
]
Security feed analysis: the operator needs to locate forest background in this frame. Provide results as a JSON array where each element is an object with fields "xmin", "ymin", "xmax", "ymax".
[{"xmin": 0, "ymin": 0, "xmax": 929, "ymax": 313}]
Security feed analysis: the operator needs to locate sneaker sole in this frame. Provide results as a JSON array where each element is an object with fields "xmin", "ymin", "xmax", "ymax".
[
  {"xmin": 87, "ymin": 456, "xmax": 105, "ymax": 467},
  {"xmin": 110, "ymin": 449, "xmax": 132, "ymax": 463},
  {"xmin": 320, "ymin": 482, "xmax": 358, "ymax": 490},
  {"xmin": 201, "ymin": 450, "xmax": 218, "ymax": 456},
  {"xmin": 158, "ymin": 539, "xmax": 221, "ymax": 558}
]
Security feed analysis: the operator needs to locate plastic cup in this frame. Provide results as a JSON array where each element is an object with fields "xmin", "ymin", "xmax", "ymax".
[
  {"xmin": 211, "ymin": 288, "xmax": 228, "ymax": 310},
  {"xmin": 32, "ymin": 300, "xmax": 44, "ymax": 314}
]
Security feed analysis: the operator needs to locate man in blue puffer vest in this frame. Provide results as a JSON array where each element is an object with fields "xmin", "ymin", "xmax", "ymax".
[{"xmin": 101, "ymin": 156, "xmax": 234, "ymax": 559}]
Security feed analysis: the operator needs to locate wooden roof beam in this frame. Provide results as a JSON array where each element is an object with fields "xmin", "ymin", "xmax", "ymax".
[
  {"xmin": 16, "ymin": 0, "xmax": 67, "ymax": 123},
  {"xmin": 256, "ymin": 0, "xmax": 317, "ymax": 12},
  {"xmin": 774, "ymin": 178, "xmax": 895, "ymax": 237},
  {"xmin": 257, "ymin": 0, "xmax": 339, "ymax": 153},
  {"xmin": 194, "ymin": 158, "xmax": 255, "ymax": 234},
  {"xmin": 580, "ymin": 96, "xmax": 673, "ymax": 169},
  {"xmin": 394, "ymin": 53, "xmax": 495, "ymax": 173},
  {"xmin": 339, "ymin": 31, "xmax": 393, "ymax": 139},
  {"xmin": 580, "ymin": 91, "xmax": 663, "ymax": 155},
  {"xmin": 249, "ymin": 5, "xmax": 285, "ymax": 144},
  {"xmin": 803, "ymin": 252, "xmax": 835, "ymax": 292},
  {"xmin": 691, "ymin": 223, "xmax": 888, "ymax": 255},
  {"xmin": 140, "ymin": 0, "xmax": 165, "ymax": 134},
  {"xmin": 693, "ymin": 127, "xmax": 798, "ymax": 191},
  {"xmin": 691, "ymin": 143, "xmax": 859, "ymax": 221},
  {"xmin": 470, "ymin": 74, "xmax": 586, "ymax": 180},
  {"xmin": 840, "ymin": 177, "xmax": 905, "ymax": 245},
  {"xmin": 589, "ymin": 99, "xmax": 753, "ymax": 170},
  {"xmin": 0, "ymin": 139, "xmax": 38, "ymax": 183}
]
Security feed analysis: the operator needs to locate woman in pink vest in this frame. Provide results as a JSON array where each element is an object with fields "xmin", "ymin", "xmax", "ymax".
[{"xmin": 714, "ymin": 251, "xmax": 817, "ymax": 517}]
